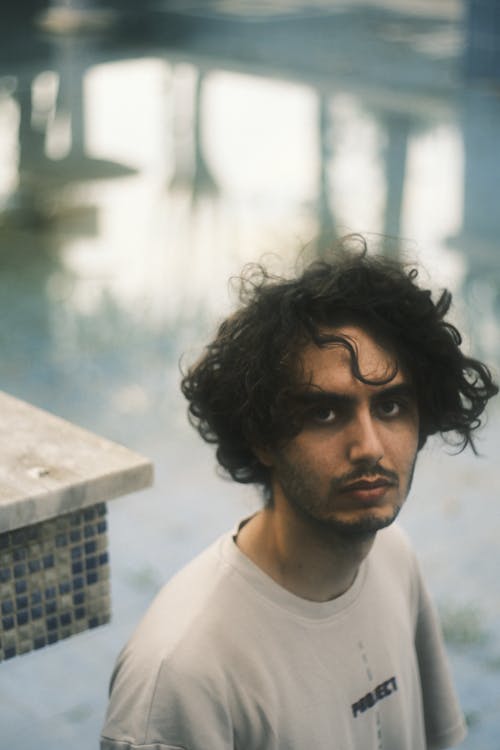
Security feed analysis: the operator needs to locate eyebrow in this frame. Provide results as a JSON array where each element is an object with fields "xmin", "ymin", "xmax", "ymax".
[{"xmin": 297, "ymin": 383, "xmax": 415, "ymax": 407}]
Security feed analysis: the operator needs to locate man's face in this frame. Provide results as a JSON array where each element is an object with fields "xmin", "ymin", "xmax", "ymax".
[{"xmin": 267, "ymin": 325, "xmax": 419, "ymax": 538}]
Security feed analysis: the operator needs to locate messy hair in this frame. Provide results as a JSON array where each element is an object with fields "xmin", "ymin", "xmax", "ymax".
[{"xmin": 181, "ymin": 239, "xmax": 498, "ymax": 497}]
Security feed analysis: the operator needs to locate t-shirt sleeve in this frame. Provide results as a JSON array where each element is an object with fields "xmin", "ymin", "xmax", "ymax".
[
  {"xmin": 413, "ymin": 566, "xmax": 467, "ymax": 749},
  {"xmin": 100, "ymin": 646, "xmax": 234, "ymax": 750}
]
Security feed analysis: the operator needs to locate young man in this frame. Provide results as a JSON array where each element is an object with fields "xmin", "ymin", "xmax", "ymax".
[{"xmin": 101, "ymin": 243, "xmax": 497, "ymax": 749}]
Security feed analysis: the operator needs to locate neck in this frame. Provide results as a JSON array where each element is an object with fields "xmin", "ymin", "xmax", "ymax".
[{"xmin": 236, "ymin": 505, "xmax": 375, "ymax": 602}]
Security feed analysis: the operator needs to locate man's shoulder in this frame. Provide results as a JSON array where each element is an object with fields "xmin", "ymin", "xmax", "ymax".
[
  {"xmin": 375, "ymin": 522, "xmax": 415, "ymax": 558},
  {"xmin": 128, "ymin": 530, "xmax": 237, "ymax": 653},
  {"xmin": 369, "ymin": 523, "xmax": 419, "ymax": 585},
  {"xmin": 115, "ymin": 525, "xmax": 264, "ymax": 675},
  {"xmin": 102, "ymin": 528, "xmax": 255, "ymax": 746}
]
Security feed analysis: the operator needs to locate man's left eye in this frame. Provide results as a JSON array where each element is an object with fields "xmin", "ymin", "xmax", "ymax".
[{"xmin": 378, "ymin": 400, "xmax": 401, "ymax": 417}]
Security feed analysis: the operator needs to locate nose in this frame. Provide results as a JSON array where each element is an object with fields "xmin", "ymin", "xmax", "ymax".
[{"xmin": 346, "ymin": 409, "xmax": 384, "ymax": 466}]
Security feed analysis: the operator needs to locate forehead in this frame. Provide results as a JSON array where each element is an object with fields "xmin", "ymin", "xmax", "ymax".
[{"xmin": 300, "ymin": 325, "xmax": 405, "ymax": 391}]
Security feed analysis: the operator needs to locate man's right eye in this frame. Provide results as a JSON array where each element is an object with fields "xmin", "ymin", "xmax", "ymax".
[{"xmin": 310, "ymin": 407, "xmax": 337, "ymax": 425}]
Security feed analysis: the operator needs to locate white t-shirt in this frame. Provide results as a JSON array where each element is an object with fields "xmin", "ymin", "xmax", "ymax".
[{"xmin": 101, "ymin": 523, "xmax": 466, "ymax": 750}]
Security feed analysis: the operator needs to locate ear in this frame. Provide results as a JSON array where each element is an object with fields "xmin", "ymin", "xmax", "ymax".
[{"xmin": 252, "ymin": 445, "xmax": 275, "ymax": 468}]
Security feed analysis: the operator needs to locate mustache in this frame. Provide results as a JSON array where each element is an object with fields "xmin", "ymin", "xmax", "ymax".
[{"xmin": 331, "ymin": 464, "xmax": 399, "ymax": 492}]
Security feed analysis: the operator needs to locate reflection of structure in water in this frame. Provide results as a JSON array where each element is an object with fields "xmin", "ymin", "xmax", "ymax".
[
  {"xmin": 449, "ymin": 89, "xmax": 500, "ymax": 363},
  {"xmin": 169, "ymin": 67, "xmax": 218, "ymax": 204},
  {"xmin": 465, "ymin": 0, "xmax": 500, "ymax": 81},
  {"xmin": 0, "ymin": 1, "xmax": 498, "ymax": 348},
  {"xmin": 0, "ymin": 4, "xmax": 498, "ymax": 295},
  {"xmin": 1, "ymin": 19, "xmax": 136, "ymax": 229},
  {"xmin": 0, "ymin": 1, "xmax": 495, "ymax": 260}
]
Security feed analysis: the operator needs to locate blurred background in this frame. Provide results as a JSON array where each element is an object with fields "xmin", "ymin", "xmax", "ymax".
[{"xmin": 0, "ymin": 0, "xmax": 499, "ymax": 747}]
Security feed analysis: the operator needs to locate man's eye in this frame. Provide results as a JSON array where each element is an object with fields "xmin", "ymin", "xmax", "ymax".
[
  {"xmin": 311, "ymin": 407, "xmax": 337, "ymax": 424},
  {"xmin": 378, "ymin": 400, "xmax": 401, "ymax": 418}
]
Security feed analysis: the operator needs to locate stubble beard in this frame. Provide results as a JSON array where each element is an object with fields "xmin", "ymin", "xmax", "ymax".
[{"xmin": 272, "ymin": 454, "xmax": 416, "ymax": 542}]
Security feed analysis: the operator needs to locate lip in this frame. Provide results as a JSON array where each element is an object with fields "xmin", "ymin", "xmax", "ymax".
[
  {"xmin": 341, "ymin": 479, "xmax": 393, "ymax": 491},
  {"xmin": 339, "ymin": 479, "xmax": 396, "ymax": 503}
]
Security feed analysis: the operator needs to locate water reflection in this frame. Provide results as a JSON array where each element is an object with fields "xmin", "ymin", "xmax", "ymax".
[
  {"xmin": 169, "ymin": 66, "xmax": 219, "ymax": 201},
  {"xmin": 0, "ymin": 2, "xmax": 499, "ymax": 748}
]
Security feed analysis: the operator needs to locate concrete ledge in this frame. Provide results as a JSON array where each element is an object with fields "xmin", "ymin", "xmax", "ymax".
[{"xmin": 0, "ymin": 391, "xmax": 154, "ymax": 533}]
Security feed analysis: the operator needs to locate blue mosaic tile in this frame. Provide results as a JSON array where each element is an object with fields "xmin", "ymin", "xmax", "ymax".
[
  {"xmin": 0, "ymin": 503, "xmax": 110, "ymax": 663},
  {"xmin": 43, "ymin": 554, "xmax": 54, "ymax": 569},
  {"xmin": 13, "ymin": 563, "xmax": 26, "ymax": 578},
  {"xmin": 73, "ymin": 592, "xmax": 85, "ymax": 606},
  {"xmin": 0, "ymin": 569, "xmax": 11, "ymax": 583},
  {"xmin": 15, "ymin": 580, "xmax": 27, "ymax": 595},
  {"xmin": 2, "ymin": 616, "xmax": 14, "ymax": 631},
  {"xmin": 60, "ymin": 613, "xmax": 72, "ymax": 627}
]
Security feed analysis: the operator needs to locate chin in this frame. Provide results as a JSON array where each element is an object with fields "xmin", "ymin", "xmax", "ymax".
[{"xmin": 321, "ymin": 506, "xmax": 401, "ymax": 539}]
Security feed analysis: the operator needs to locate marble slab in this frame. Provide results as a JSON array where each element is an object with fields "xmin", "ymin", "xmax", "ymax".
[{"xmin": 0, "ymin": 391, "xmax": 154, "ymax": 533}]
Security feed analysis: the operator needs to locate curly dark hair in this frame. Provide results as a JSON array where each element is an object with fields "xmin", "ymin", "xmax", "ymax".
[{"xmin": 181, "ymin": 239, "xmax": 498, "ymax": 498}]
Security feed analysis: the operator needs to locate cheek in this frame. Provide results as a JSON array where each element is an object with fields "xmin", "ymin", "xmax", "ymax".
[
  {"xmin": 291, "ymin": 434, "xmax": 341, "ymax": 467},
  {"xmin": 288, "ymin": 439, "xmax": 344, "ymax": 490},
  {"xmin": 390, "ymin": 429, "xmax": 418, "ymax": 469}
]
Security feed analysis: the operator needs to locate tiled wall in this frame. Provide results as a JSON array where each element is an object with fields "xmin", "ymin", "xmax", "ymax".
[{"xmin": 0, "ymin": 503, "xmax": 110, "ymax": 662}]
